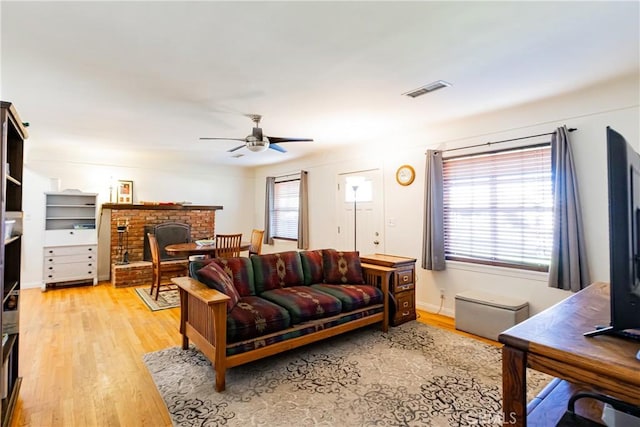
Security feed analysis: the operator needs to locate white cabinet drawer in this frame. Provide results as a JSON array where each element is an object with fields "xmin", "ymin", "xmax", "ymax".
[
  {"xmin": 42, "ymin": 244, "xmax": 98, "ymax": 284},
  {"xmin": 45, "ymin": 229, "xmax": 97, "ymax": 246},
  {"xmin": 43, "ymin": 263, "xmax": 95, "ymax": 282},
  {"xmin": 44, "ymin": 245, "xmax": 97, "ymax": 257},
  {"xmin": 44, "ymin": 253, "xmax": 96, "ymax": 265}
]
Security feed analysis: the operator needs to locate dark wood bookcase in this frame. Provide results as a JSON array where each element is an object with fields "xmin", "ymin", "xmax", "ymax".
[{"xmin": 0, "ymin": 101, "xmax": 27, "ymax": 427}]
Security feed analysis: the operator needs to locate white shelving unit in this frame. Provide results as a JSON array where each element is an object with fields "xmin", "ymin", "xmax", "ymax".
[{"xmin": 43, "ymin": 191, "xmax": 98, "ymax": 288}]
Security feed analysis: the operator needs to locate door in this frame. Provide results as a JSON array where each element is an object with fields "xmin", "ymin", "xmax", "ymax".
[{"xmin": 337, "ymin": 169, "xmax": 384, "ymax": 255}]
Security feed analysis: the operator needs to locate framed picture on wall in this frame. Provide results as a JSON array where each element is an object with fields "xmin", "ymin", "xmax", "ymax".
[{"xmin": 117, "ymin": 180, "xmax": 133, "ymax": 204}]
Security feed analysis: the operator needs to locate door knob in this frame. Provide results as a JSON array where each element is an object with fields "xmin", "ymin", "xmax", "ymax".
[{"xmin": 373, "ymin": 240, "xmax": 380, "ymax": 245}]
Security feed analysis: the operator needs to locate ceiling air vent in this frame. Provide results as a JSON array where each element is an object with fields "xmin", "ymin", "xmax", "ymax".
[{"xmin": 403, "ymin": 80, "xmax": 452, "ymax": 98}]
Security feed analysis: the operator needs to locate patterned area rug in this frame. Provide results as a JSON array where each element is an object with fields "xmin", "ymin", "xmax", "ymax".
[
  {"xmin": 135, "ymin": 287, "xmax": 180, "ymax": 311},
  {"xmin": 144, "ymin": 322, "xmax": 552, "ymax": 426}
]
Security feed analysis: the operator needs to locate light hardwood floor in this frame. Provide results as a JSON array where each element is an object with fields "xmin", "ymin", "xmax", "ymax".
[
  {"xmin": 11, "ymin": 283, "xmax": 498, "ymax": 426},
  {"xmin": 12, "ymin": 284, "xmax": 180, "ymax": 426}
]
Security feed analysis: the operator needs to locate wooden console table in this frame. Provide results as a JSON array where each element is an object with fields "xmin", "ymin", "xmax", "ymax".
[
  {"xmin": 360, "ymin": 254, "xmax": 416, "ymax": 326},
  {"xmin": 499, "ymin": 282, "xmax": 640, "ymax": 426}
]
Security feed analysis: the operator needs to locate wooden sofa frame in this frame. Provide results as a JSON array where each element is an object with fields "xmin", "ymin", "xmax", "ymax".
[{"xmin": 172, "ymin": 263, "xmax": 392, "ymax": 391}]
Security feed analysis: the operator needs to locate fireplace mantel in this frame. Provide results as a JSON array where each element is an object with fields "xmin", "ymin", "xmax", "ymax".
[{"xmin": 101, "ymin": 203, "xmax": 223, "ymax": 211}]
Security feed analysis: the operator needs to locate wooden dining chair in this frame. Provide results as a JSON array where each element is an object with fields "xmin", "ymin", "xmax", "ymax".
[
  {"xmin": 249, "ymin": 229, "xmax": 264, "ymax": 256},
  {"xmin": 214, "ymin": 233, "xmax": 242, "ymax": 258},
  {"xmin": 148, "ymin": 233, "xmax": 188, "ymax": 300}
]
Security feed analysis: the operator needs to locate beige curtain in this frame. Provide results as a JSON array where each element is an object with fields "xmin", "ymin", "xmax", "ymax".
[
  {"xmin": 548, "ymin": 126, "xmax": 590, "ymax": 291},
  {"xmin": 297, "ymin": 170, "xmax": 309, "ymax": 249},
  {"xmin": 264, "ymin": 176, "xmax": 275, "ymax": 245},
  {"xmin": 422, "ymin": 150, "xmax": 446, "ymax": 270}
]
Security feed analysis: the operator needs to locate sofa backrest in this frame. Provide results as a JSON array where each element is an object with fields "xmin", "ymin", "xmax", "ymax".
[
  {"xmin": 251, "ymin": 251, "xmax": 305, "ymax": 293},
  {"xmin": 187, "ymin": 249, "xmax": 365, "ymax": 297},
  {"xmin": 299, "ymin": 249, "xmax": 324, "ymax": 285},
  {"xmin": 190, "ymin": 257, "xmax": 256, "ymax": 297}
]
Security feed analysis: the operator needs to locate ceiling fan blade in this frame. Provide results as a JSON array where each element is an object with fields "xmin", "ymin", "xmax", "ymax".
[
  {"xmin": 199, "ymin": 137, "xmax": 247, "ymax": 142},
  {"xmin": 268, "ymin": 143, "xmax": 287, "ymax": 153},
  {"xmin": 252, "ymin": 127, "xmax": 263, "ymax": 141},
  {"xmin": 265, "ymin": 136, "xmax": 314, "ymax": 144},
  {"xmin": 228, "ymin": 144, "xmax": 247, "ymax": 153}
]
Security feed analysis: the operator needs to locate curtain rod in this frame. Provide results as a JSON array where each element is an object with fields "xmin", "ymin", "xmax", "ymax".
[
  {"xmin": 274, "ymin": 171, "xmax": 304, "ymax": 182},
  {"xmin": 437, "ymin": 128, "xmax": 577, "ymax": 154},
  {"xmin": 275, "ymin": 172, "xmax": 301, "ymax": 179}
]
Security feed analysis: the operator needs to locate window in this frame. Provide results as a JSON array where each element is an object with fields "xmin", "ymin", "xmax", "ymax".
[
  {"xmin": 344, "ymin": 176, "xmax": 373, "ymax": 203},
  {"xmin": 272, "ymin": 178, "xmax": 300, "ymax": 240},
  {"xmin": 442, "ymin": 144, "xmax": 552, "ymax": 271}
]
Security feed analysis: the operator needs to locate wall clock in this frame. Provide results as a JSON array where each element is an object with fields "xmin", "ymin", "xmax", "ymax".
[{"xmin": 396, "ymin": 164, "xmax": 415, "ymax": 186}]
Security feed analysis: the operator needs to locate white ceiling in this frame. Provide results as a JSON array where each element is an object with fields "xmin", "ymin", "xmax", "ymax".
[{"xmin": 1, "ymin": 1, "xmax": 639, "ymax": 167}]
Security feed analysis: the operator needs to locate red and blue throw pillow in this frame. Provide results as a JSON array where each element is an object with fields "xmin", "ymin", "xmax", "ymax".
[
  {"xmin": 196, "ymin": 262, "xmax": 241, "ymax": 312},
  {"xmin": 251, "ymin": 251, "xmax": 305, "ymax": 293},
  {"xmin": 213, "ymin": 257, "xmax": 256, "ymax": 297},
  {"xmin": 322, "ymin": 249, "xmax": 365, "ymax": 284}
]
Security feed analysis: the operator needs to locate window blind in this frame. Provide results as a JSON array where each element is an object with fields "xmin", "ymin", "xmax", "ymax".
[
  {"xmin": 442, "ymin": 144, "xmax": 552, "ymax": 271},
  {"xmin": 272, "ymin": 178, "xmax": 300, "ymax": 240}
]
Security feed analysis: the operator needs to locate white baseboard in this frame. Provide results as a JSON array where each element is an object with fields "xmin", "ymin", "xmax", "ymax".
[
  {"xmin": 416, "ymin": 301, "xmax": 455, "ymax": 318},
  {"xmin": 22, "ymin": 281, "xmax": 45, "ymax": 290}
]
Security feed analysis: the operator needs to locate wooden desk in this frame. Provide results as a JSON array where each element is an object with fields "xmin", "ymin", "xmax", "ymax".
[
  {"xmin": 360, "ymin": 254, "xmax": 417, "ymax": 326},
  {"xmin": 165, "ymin": 241, "xmax": 251, "ymax": 257},
  {"xmin": 499, "ymin": 282, "xmax": 640, "ymax": 426}
]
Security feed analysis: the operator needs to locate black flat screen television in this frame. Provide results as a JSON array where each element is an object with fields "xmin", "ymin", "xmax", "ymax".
[{"xmin": 584, "ymin": 126, "xmax": 640, "ymax": 340}]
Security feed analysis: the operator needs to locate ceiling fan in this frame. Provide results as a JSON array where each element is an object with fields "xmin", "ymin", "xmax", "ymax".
[{"xmin": 199, "ymin": 114, "xmax": 313, "ymax": 153}]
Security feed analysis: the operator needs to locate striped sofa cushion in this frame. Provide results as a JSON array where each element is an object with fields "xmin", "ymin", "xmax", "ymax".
[
  {"xmin": 311, "ymin": 284, "xmax": 383, "ymax": 312},
  {"xmin": 260, "ymin": 286, "xmax": 342, "ymax": 324},
  {"xmin": 227, "ymin": 296, "xmax": 291, "ymax": 343}
]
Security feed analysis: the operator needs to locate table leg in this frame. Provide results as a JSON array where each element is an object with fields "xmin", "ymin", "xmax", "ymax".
[
  {"xmin": 502, "ymin": 345, "xmax": 527, "ymax": 426},
  {"xmin": 179, "ymin": 288, "xmax": 189, "ymax": 349}
]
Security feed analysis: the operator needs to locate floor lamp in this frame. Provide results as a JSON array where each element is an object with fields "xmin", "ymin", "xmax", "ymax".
[{"xmin": 352, "ymin": 184, "xmax": 359, "ymax": 251}]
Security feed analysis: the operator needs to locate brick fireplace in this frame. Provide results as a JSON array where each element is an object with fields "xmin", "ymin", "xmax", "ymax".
[{"xmin": 99, "ymin": 204, "xmax": 222, "ymax": 287}]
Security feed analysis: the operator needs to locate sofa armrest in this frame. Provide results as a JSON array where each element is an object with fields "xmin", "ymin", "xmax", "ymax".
[
  {"xmin": 172, "ymin": 276, "xmax": 230, "ymax": 306},
  {"xmin": 172, "ymin": 276, "xmax": 229, "ymax": 391},
  {"xmin": 361, "ymin": 263, "xmax": 393, "ymax": 293},
  {"xmin": 361, "ymin": 263, "xmax": 393, "ymax": 332}
]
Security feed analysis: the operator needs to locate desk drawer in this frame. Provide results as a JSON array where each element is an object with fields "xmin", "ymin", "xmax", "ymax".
[
  {"xmin": 393, "ymin": 268, "xmax": 414, "ymax": 292},
  {"xmin": 392, "ymin": 291, "xmax": 416, "ymax": 326}
]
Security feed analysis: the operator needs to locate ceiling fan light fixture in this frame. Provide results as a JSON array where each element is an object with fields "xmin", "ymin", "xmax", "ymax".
[
  {"xmin": 246, "ymin": 138, "xmax": 269, "ymax": 152},
  {"xmin": 200, "ymin": 114, "xmax": 311, "ymax": 155}
]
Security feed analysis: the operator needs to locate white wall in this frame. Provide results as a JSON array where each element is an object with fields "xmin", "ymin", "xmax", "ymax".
[
  {"xmin": 20, "ymin": 72, "xmax": 639, "ymax": 318},
  {"xmin": 253, "ymin": 73, "xmax": 640, "ymax": 317},
  {"xmin": 22, "ymin": 146, "xmax": 256, "ymax": 288}
]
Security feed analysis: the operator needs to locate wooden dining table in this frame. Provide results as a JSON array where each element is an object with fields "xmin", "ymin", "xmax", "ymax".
[{"xmin": 165, "ymin": 241, "xmax": 251, "ymax": 257}]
